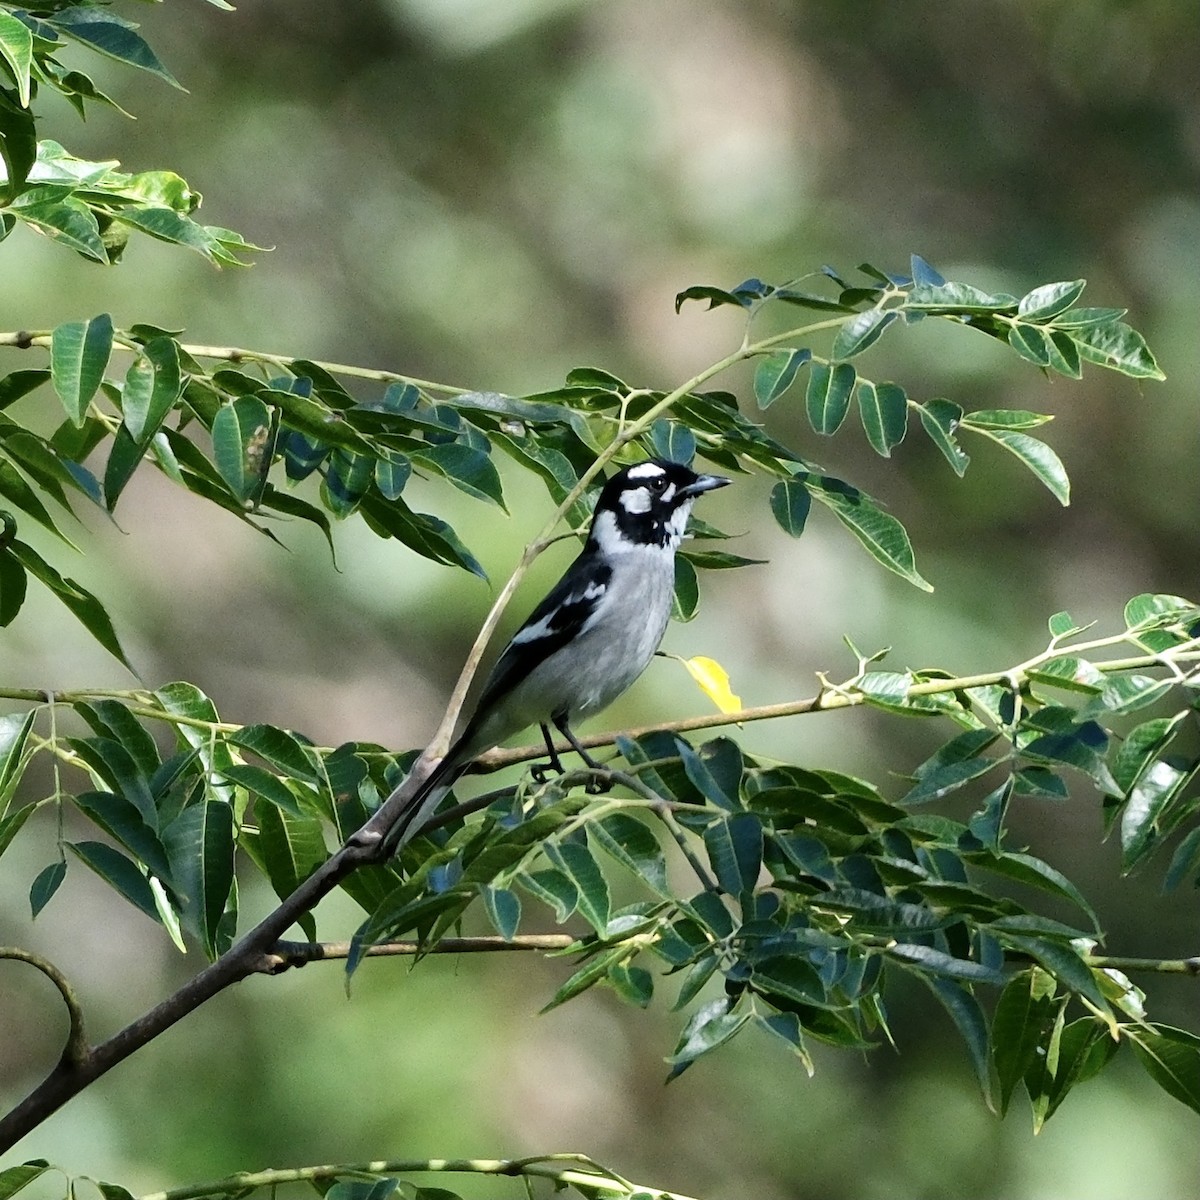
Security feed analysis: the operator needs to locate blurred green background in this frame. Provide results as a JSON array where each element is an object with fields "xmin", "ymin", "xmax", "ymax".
[{"xmin": 2, "ymin": 1, "xmax": 1199, "ymax": 1197}]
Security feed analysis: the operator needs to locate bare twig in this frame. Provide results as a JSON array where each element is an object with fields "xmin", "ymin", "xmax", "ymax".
[
  {"xmin": 254, "ymin": 934, "xmax": 576, "ymax": 974},
  {"xmin": 0, "ymin": 948, "xmax": 88, "ymax": 1068}
]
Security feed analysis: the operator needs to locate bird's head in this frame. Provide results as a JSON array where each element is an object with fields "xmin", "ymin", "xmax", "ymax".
[{"xmin": 590, "ymin": 458, "xmax": 730, "ymax": 551}]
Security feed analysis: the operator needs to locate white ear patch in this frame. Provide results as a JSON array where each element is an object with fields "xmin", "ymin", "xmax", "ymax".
[
  {"xmin": 626, "ymin": 462, "xmax": 666, "ymax": 481},
  {"xmin": 620, "ymin": 487, "xmax": 653, "ymax": 515}
]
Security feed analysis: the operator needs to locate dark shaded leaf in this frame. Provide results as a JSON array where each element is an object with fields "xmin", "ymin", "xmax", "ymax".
[
  {"xmin": 482, "ymin": 886, "xmax": 521, "ymax": 941},
  {"xmin": 544, "ymin": 840, "xmax": 610, "ymax": 932},
  {"xmin": 588, "ymin": 813, "xmax": 669, "ymax": 896},
  {"xmin": 1128, "ymin": 1025, "xmax": 1200, "ymax": 1115},
  {"xmin": 67, "ymin": 840, "xmax": 159, "ymax": 922},
  {"xmin": 8, "ymin": 540, "xmax": 134, "ymax": 670},
  {"xmin": 703, "ymin": 812, "xmax": 762, "ymax": 895},
  {"xmin": 30, "ymin": 858, "xmax": 67, "ymax": 917},
  {"xmin": 769, "ymin": 478, "xmax": 810, "ymax": 537},
  {"xmin": 163, "ymin": 799, "xmax": 236, "ymax": 959}
]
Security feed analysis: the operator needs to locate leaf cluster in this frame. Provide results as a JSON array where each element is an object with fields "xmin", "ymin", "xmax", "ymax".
[
  {"xmin": 1, "ymin": 2, "xmax": 258, "ymax": 263},
  {"xmin": 4, "ymin": 596, "xmax": 1200, "ymax": 1127}
]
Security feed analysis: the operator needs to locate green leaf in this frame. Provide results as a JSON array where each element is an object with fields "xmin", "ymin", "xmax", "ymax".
[
  {"xmin": 0, "ymin": 369, "xmax": 51, "ymax": 411},
  {"xmin": 856, "ymin": 380, "xmax": 908, "ymax": 457},
  {"xmin": 805, "ymin": 361, "xmax": 855, "ymax": 435},
  {"xmin": 67, "ymin": 840, "xmax": 159, "ymax": 923},
  {"xmin": 650, "ymin": 418, "xmax": 697, "ymax": 464},
  {"xmin": 121, "ymin": 337, "xmax": 182, "ymax": 443},
  {"xmin": 1068, "ymin": 320, "xmax": 1164, "ymax": 380},
  {"xmin": 906, "ymin": 281, "xmax": 1018, "ymax": 313},
  {"xmin": 212, "ymin": 396, "xmax": 273, "ymax": 505},
  {"xmin": 410, "ymin": 442, "xmax": 505, "ymax": 510},
  {"xmin": 0, "ymin": 84, "xmax": 37, "ymax": 197},
  {"xmin": 49, "ymin": 8, "xmax": 182, "ymax": 90},
  {"xmin": 1121, "ymin": 758, "xmax": 1192, "ymax": 872},
  {"xmin": 769, "ymin": 478, "xmax": 811, "ymax": 538},
  {"xmin": 968, "ymin": 428, "xmax": 1069, "ymax": 505},
  {"xmin": 1000, "ymin": 934, "xmax": 1108, "ymax": 1011},
  {"xmin": 806, "ymin": 475, "xmax": 932, "ymax": 591},
  {"xmin": 963, "ymin": 409, "xmax": 1053, "ymax": 431},
  {"xmin": 541, "ymin": 944, "xmax": 629, "ymax": 1011},
  {"xmin": 8, "ymin": 540, "xmax": 134, "ymax": 670},
  {"xmin": 1128, "ymin": 1025, "xmax": 1200, "ymax": 1115},
  {"xmin": 482, "ymin": 886, "xmax": 521, "ymax": 941},
  {"xmin": 667, "ymin": 998, "xmax": 748, "ymax": 1067},
  {"xmin": 30, "ymin": 858, "xmax": 67, "ymax": 917},
  {"xmin": 1007, "ymin": 323, "xmax": 1052, "ymax": 367},
  {"xmin": 0, "ymin": 709, "xmax": 35, "ymax": 801},
  {"xmin": 517, "ymin": 868, "xmax": 577, "ymax": 921},
  {"xmin": 50, "ymin": 314, "xmax": 113, "ymax": 425},
  {"xmin": 992, "ymin": 968, "xmax": 1057, "ymax": 1115},
  {"xmin": 1164, "ymin": 824, "xmax": 1200, "ymax": 893},
  {"xmin": 163, "ymin": 799, "xmax": 236, "ymax": 959},
  {"xmin": 227, "ymin": 724, "xmax": 320, "ymax": 782},
  {"xmin": 544, "ymin": 840, "xmax": 610, "ymax": 933},
  {"xmin": 0, "ymin": 1161, "xmax": 51, "ymax": 1200},
  {"xmin": 359, "ymin": 493, "xmax": 486, "ymax": 578},
  {"xmin": 968, "ymin": 850, "xmax": 1099, "ymax": 931},
  {"xmin": 703, "ymin": 812, "xmax": 762, "ymax": 895},
  {"xmin": 671, "ymin": 554, "xmax": 698, "ymax": 622},
  {"xmin": 921, "ymin": 975, "xmax": 995, "ymax": 1106},
  {"xmin": 588, "ymin": 813, "xmax": 669, "ymax": 896},
  {"xmin": 12, "ymin": 194, "xmax": 107, "ymax": 261},
  {"xmin": 245, "ymin": 802, "xmax": 326, "ymax": 939},
  {"xmin": 832, "ymin": 308, "xmax": 896, "ymax": 360},
  {"xmin": 0, "ymin": 548, "xmax": 25, "ymax": 625},
  {"xmin": 1018, "ymin": 280, "xmax": 1086, "ymax": 321},
  {"xmin": 1027, "ymin": 1015, "xmax": 1118, "ymax": 1128},
  {"xmin": 753, "ymin": 348, "xmax": 810, "ymax": 409},
  {"xmin": 0, "ymin": 13, "xmax": 33, "ymax": 108},
  {"xmin": 891, "ymin": 943, "xmax": 1006, "ymax": 985},
  {"xmin": 72, "ymin": 790, "xmax": 171, "ymax": 879},
  {"xmin": 606, "ymin": 962, "xmax": 654, "ymax": 1008},
  {"xmin": 917, "ymin": 400, "xmax": 969, "ymax": 476},
  {"xmin": 0, "ymin": 459, "xmax": 75, "ymax": 545},
  {"xmin": 323, "ymin": 449, "xmax": 373, "ymax": 517}
]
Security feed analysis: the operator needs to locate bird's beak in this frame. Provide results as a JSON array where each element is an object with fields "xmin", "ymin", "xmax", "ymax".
[{"xmin": 679, "ymin": 473, "xmax": 731, "ymax": 498}]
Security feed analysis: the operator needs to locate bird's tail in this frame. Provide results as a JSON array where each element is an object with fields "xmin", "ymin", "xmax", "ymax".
[{"xmin": 376, "ymin": 744, "xmax": 470, "ymax": 859}]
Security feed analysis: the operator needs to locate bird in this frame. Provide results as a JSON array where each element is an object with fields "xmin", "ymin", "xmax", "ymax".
[{"xmin": 383, "ymin": 457, "xmax": 730, "ymax": 852}]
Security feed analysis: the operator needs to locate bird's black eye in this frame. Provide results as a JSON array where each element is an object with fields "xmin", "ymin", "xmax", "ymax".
[{"xmin": 647, "ymin": 475, "xmax": 668, "ymax": 492}]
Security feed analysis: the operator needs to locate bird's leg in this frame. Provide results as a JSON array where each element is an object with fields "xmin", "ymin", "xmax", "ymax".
[
  {"xmin": 530, "ymin": 722, "xmax": 567, "ymax": 783},
  {"xmin": 553, "ymin": 714, "xmax": 610, "ymax": 793}
]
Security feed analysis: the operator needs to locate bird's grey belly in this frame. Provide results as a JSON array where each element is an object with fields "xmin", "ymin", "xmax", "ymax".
[{"xmin": 495, "ymin": 560, "xmax": 673, "ymax": 733}]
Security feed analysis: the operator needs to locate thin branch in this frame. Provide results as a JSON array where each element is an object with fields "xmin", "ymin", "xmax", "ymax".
[
  {"xmin": 0, "ymin": 948, "xmax": 89, "ymax": 1068},
  {"xmin": 138, "ymin": 1155, "xmax": 700, "ymax": 1200},
  {"xmin": 0, "ymin": 331, "xmax": 471, "ymax": 397},
  {"xmin": 254, "ymin": 934, "xmax": 575, "ymax": 974},
  {"xmin": 1088, "ymin": 954, "xmax": 1200, "ymax": 977}
]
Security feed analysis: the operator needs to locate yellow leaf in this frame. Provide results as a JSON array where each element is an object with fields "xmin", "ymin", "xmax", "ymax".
[{"xmin": 682, "ymin": 655, "xmax": 742, "ymax": 714}]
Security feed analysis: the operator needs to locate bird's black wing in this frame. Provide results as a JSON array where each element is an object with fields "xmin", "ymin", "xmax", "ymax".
[{"xmin": 471, "ymin": 547, "xmax": 612, "ymax": 714}]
